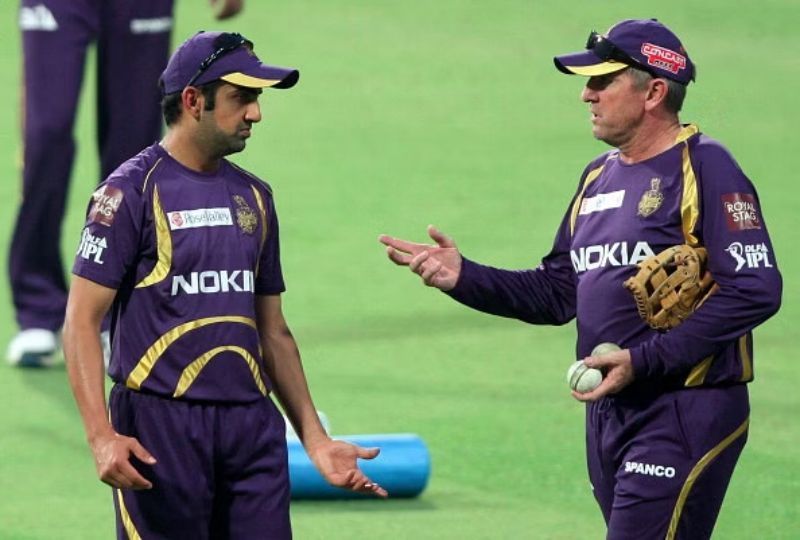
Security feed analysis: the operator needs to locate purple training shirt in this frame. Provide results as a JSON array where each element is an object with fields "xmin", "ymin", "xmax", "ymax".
[
  {"xmin": 447, "ymin": 125, "xmax": 782, "ymax": 393},
  {"xmin": 73, "ymin": 143, "xmax": 284, "ymax": 403}
]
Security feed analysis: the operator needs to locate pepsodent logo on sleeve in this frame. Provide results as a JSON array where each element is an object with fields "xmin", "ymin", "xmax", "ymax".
[
  {"xmin": 722, "ymin": 193, "xmax": 761, "ymax": 231},
  {"xmin": 89, "ymin": 185, "xmax": 124, "ymax": 227}
]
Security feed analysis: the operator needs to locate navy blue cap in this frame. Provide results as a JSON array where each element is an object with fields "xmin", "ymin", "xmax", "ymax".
[
  {"xmin": 554, "ymin": 19, "xmax": 695, "ymax": 84},
  {"xmin": 160, "ymin": 31, "xmax": 299, "ymax": 94}
]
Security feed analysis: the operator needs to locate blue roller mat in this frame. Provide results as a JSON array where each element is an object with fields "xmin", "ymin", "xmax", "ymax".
[{"xmin": 288, "ymin": 433, "xmax": 430, "ymax": 499}]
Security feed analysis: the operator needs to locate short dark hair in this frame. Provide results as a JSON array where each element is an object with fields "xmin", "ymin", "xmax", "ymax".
[
  {"xmin": 161, "ymin": 80, "xmax": 226, "ymax": 126},
  {"xmin": 626, "ymin": 67, "xmax": 687, "ymax": 114}
]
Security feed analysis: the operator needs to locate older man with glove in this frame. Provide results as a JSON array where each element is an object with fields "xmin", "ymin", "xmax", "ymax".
[{"xmin": 379, "ymin": 18, "xmax": 782, "ymax": 540}]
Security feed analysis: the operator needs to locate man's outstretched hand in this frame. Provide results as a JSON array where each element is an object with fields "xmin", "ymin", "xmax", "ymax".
[
  {"xmin": 379, "ymin": 225, "xmax": 462, "ymax": 291},
  {"xmin": 307, "ymin": 439, "xmax": 388, "ymax": 498}
]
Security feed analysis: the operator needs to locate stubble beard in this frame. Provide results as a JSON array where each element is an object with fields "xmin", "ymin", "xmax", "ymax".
[{"xmin": 204, "ymin": 129, "xmax": 248, "ymax": 160}]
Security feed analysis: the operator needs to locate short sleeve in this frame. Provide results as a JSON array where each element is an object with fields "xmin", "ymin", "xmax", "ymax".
[
  {"xmin": 254, "ymin": 191, "xmax": 286, "ymax": 295},
  {"xmin": 72, "ymin": 180, "xmax": 144, "ymax": 289}
]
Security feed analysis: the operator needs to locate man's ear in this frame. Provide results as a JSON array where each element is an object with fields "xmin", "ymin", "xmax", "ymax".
[
  {"xmin": 181, "ymin": 87, "xmax": 204, "ymax": 120},
  {"xmin": 644, "ymin": 78, "xmax": 669, "ymax": 112}
]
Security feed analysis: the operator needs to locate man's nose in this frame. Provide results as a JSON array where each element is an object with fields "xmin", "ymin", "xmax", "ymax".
[
  {"xmin": 245, "ymin": 101, "xmax": 262, "ymax": 123},
  {"xmin": 581, "ymin": 85, "xmax": 597, "ymax": 103}
]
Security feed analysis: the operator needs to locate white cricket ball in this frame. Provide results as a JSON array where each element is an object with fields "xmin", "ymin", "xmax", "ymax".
[
  {"xmin": 591, "ymin": 342, "xmax": 621, "ymax": 357},
  {"xmin": 566, "ymin": 361, "xmax": 603, "ymax": 393}
]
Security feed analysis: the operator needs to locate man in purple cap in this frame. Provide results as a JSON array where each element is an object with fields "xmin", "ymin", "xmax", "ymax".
[
  {"xmin": 64, "ymin": 31, "xmax": 387, "ymax": 539},
  {"xmin": 379, "ymin": 18, "xmax": 781, "ymax": 539},
  {"xmin": 7, "ymin": 0, "xmax": 245, "ymax": 367}
]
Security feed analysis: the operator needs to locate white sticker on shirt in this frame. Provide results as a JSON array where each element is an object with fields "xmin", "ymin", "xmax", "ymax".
[
  {"xmin": 19, "ymin": 5, "xmax": 58, "ymax": 31},
  {"xmin": 725, "ymin": 242, "xmax": 773, "ymax": 272},
  {"xmin": 579, "ymin": 190, "xmax": 625, "ymax": 215},
  {"xmin": 168, "ymin": 208, "xmax": 233, "ymax": 230},
  {"xmin": 130, "ymin": 17, "xmax": 172, "ymax": 34}
]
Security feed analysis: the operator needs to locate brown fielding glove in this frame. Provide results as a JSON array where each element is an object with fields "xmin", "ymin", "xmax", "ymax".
[{"xmin": 624, "ymin": 244, "xmax": 717, "ymax": 331}]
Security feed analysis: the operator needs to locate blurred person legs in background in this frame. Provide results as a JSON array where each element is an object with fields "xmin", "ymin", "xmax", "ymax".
[{"xmin": 8, "ymin": 0, "xmax": 244, "ymax": 366}]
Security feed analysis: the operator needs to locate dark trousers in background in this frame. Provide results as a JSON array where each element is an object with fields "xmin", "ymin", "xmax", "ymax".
[{"xmin": 10, "ymin": 0, "xmax": 174, "ymax": 330}]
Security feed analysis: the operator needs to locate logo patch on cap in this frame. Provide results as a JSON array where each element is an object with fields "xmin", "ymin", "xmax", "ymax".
[{"xmin": 641, "ymin": 43, "xmax": 686, "ymax": 74}]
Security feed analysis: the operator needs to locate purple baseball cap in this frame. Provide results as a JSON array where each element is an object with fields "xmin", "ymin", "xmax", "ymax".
[
  {"xmin": 159, "ymin": 31, "xmax": 299, "ymax": 94},
  {"xmin": 554, "ymin": 19, "xmax": 695, "ymax": 85}
]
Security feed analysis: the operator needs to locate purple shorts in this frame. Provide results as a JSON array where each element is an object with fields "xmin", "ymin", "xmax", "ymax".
[
  {"xmin": 109, "ymin": 385, "xmax": 291, "ymax": 539},
  {"xmin": 587, "ymin": 384, "xmax": 749, "ymax": 540}
]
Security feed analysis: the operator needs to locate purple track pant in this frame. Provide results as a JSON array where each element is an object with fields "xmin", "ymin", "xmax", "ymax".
[{"xmin": 10, "ymin": 0, "xmax": 173, "ymax": 330}]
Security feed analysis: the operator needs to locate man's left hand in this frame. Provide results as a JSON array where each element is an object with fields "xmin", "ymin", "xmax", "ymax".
[
  {"xmin": 571, "ymin": 349, "xmax": 635, "ymax": 402},
  {"xmin": 210, "ymin": 0, "xmax": 244, "ymax": 20},
  {"xmin": 307, "ymin": 439, "xmax": 389, "ymax": 498}
]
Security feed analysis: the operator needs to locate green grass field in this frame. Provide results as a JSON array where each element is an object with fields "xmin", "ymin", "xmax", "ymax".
[{"xmin": 0, "ymin": 1, "xmax": 797, "ymax": 538}]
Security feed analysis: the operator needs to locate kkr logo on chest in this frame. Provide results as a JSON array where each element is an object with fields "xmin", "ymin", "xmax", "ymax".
[
  {"xmin": 570, "ymin": 241, "xmax": 655, "ymax": 273},
  {"xmin": 637, "ymin": 178, "xmax": 664, "ymax": 217}
]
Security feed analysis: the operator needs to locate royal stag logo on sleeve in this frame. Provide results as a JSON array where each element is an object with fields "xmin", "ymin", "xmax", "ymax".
[
  {"xmin": 721, "ymin": 193, "xmax": 761, "ymax": 231},
  {"xmin": 89, "ymin": 185, "xmax": 124, "ymax": 227}
]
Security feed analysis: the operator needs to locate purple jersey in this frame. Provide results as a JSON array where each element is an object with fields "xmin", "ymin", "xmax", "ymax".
[
  {"xmin": 448, "ymin": 125, "xmax": 782, "ymax": 391},
  {"xmin": 73, "ymin": 144, "xmax": 284, "ymax": 402}
]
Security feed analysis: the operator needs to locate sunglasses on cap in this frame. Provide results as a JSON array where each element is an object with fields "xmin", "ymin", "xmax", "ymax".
[
  {"xmin": 585, "ymin": 31, "xmax": 657, "ymax": 78},
  {"xmin": 186, "ymin": 32, "xmax": 253, "ymax": 88}
]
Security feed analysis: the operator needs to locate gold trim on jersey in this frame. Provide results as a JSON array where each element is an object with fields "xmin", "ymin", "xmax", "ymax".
[
  {"xmin": 116, "ymin": 489, "xmax": 143, "ymax": 540},
  {"xmin": 666, "ymin": 417, "xmax": 749, "ymax": 540},
  {"xmin": 684, "ymin": 355, "xmax": 714, "ymax": 387},
  {"xmin": 677, "ymin": 124, "xmax": 707, "ymax": 384},
  {"xmin": 142, "ymin": 156, "xmax": 164, "ymax": 193},
  {"xmin": 674, "ymin": 123, "xmax": 699, "ymax": 145},
  {"xmin": 126, "ymin": 316, "xmax": 257, "ymax": 390},
  {"xmin": 676, "ymin": 124, "xmax": 700, "ymax": 246},
  {"xmin": 679, "ymin": 144, "xmax": 700, "ymax": 247},
  {"xmin": 739, "ymin": 334, "xmax": 753, "ymax": 382},
  {"xmin": 251, "ymin": 185, "xmax": 268, "ymax": 275},
  {"xmin": 136, "ymin": 185, "xmax": 173, "ymax": 288},
  {"xmin": 684, "ymin": 334, "xmax": 752, "ymax": 386},
  {"xmin": 174, "ymin": 345, "xmax": 267, "ymax": 398},
  {"xmin": 569, "ymin": 163, "xmax": 607, "ymax": 236}
]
